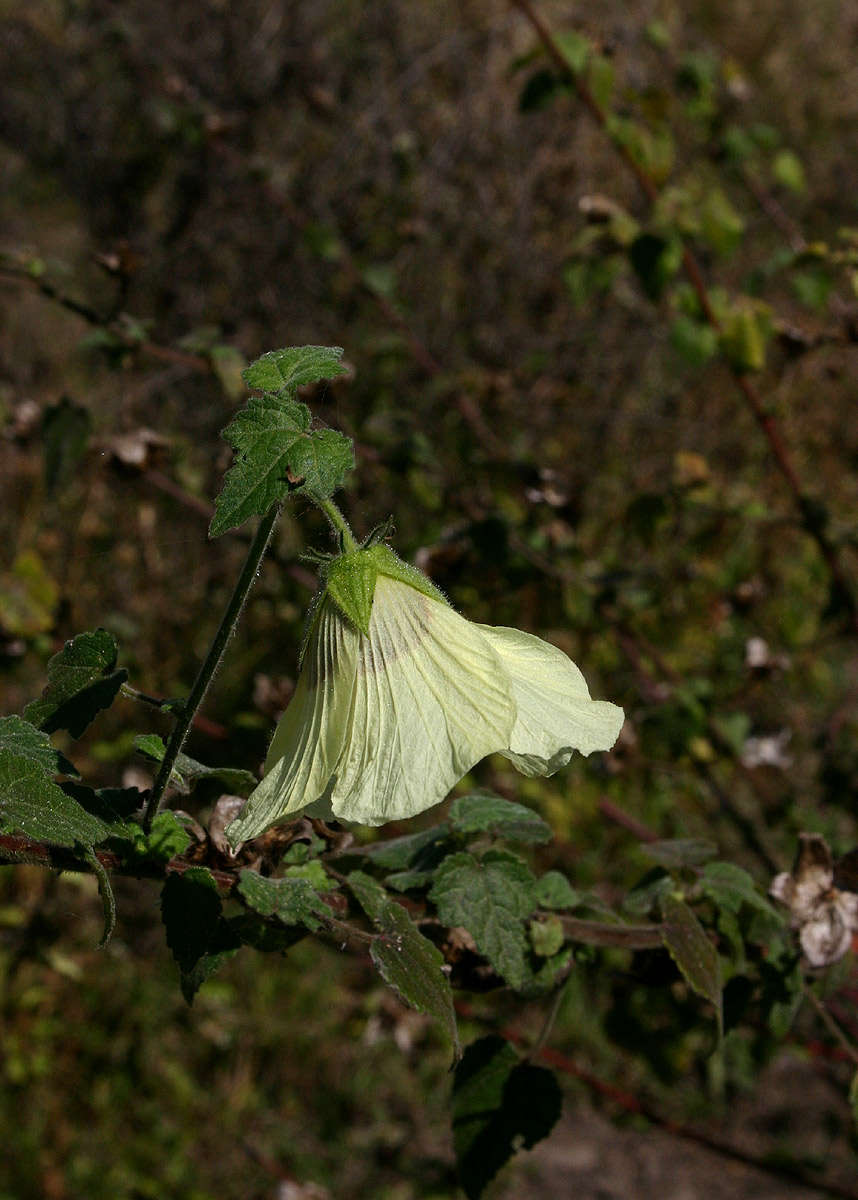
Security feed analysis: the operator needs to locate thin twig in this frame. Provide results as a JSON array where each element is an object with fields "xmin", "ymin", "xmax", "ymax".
[{"xmin": 804, "ymin": 983, "xmax": 858, "ymax": 1070}]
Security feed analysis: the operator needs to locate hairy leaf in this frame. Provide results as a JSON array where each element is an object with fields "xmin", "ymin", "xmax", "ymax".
[
  {"xmin": 452, "ymin": 1035, "xmax": 562, "ymax": 1199},
  {"xmin": 161, "ymin": 868, "xmax": 241, "ymax": 1002},
  {"xmin": 237, "ymin": 868, "xmax": 328, "ymax": 931},
  {"xmin": 449, "ymin": 793, "xmax": 552, "ymax": 844},
  {"xmin": 0, "ymin": 717, "xmax": 109, "ymax": 847},
  {"xmin": 430, "ymin": 851, "xmax": 537, "ymax": 989},
  {"xmin": 126, "ymin": 812, "xmax": 193, "ymax": 862},
  {"xmin": 359, "ymin": 823, "xmax": 452, "ymax": 870},
  {"xmin": 348, "ymin": 871, "xmax": 458, "ymax": 1053},
  {"xmin": 134, "ymin": 733, "xmax": 257, "ymax": 796},
  {"xmin": 25, "ymin": 629, "xmax": 127, "ymax": 737},
  {"xmin": 210, "ymin": 345, "xmax": 353, "ymax": 536},
  {"xmin": 161, "ymin": 867, "xmax": 223, "ymax": 975},
  {"xmin": 534, "ymin": 871, "xmax": 580, "ymax": 910},
  {"xmin": 242, "ymin": 345, "xmax": 347, "ymax": 394},
  {"xmin": 661, "ymin": 893, "xmax": 722, "ymax": 1029}
]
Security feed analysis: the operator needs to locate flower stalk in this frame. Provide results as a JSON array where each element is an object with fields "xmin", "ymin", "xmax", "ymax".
[{"xmin": 141, "ymin": 503, "xmax": 282, "ymax": 832}]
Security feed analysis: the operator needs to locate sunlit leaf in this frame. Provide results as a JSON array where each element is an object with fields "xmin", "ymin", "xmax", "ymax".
[
  {"xmin": 430, "ymin": 851, "xmax": 537, "ymax": 988},
  {"xmin": 210, "ymin": 345, "xmax": 353, "ymax": 536}
]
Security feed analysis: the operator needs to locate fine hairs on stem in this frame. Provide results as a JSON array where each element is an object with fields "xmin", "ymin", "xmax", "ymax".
[
  {"xmin": 140, "ymin": 494, "xmax": 359, "ymax": 833},
  {"xmin": 141, "ymin": 503, "xmax": 282, "ymax": 831}
]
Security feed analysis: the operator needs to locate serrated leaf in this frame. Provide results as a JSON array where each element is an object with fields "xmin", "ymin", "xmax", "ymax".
[
  {"xmin": 347, "ymin": 870, "xmax": 458, "ymax": 1052},
  {"xmin": 0, "ymin": 717, "xmax": 109, "ymax": 847},
  {"xmin": 0, "ymin": 715, "xmax": 70, "ymax": 774},
  {"xmin": 161, "ymin": 868, "xmax": 241, "ymax": 1002},
  {"xmin": 241, "ymin": 345, "xmax": 347, "ymax": 394},
  {"xmin": 430, "ymin": 851, "xmax": 537, "ymax": 989},
  {"xmin": 133, "ymin": 733, "xmax": 257, "ymax": 797},
  {"xmin": 452, "ymin": 1035, "xmax": 562, "ymax": 1199},
  {"xmin": 24, "ymin": 629, "xmax": 127, "ymax": 737},
  {"xmin": 642, "ymin": 838, "xmax": 718, "ymax": 869},
  {"xmin": 282, "ymin": 860, "xmax": 332, "ymax": 890},
  {"xmin": 359, "ymin": 823, "xmax": 451, "ymax": 870},
  {"xmin": 59, "ymin": 781, "xmax": 143, "ymax": 839},
  {"xmin": 347, "ymin": 869, "xmax": 390, "ymax": 921},
  {"xmin": 210, "ymin": 346, "xmax": 353, "ymax": 536},
  {"xmin": 127, "ymin": 811, "xmax": 192, "ymax": 862},
  {"xmin": 661, "ymin": 893, "xmax": 722, "ymax": 1029},
  {"xmin": 225, "ymin": 912, "xmax": 308, "ymax": 954},
  {"xmin": 449, "ymin": 793, "xmax": 552, "ymax": 844},
  {"xmin": 237, "ymin": 868, "xmax": 328, "ymax": 931},
  {"xmin": 701, "ymin": 861, "xmax": 782, "ymax": 922},
  {"xmin": 534, "ymin": 871, "xmax": 580, "ymax": 910},
  {"xmin": 370, "ymin": 896, "xmax": 459, "ymax": 1055},
  {"xmin": 161, "ymin": 867, "xmax": 222, "ymax": 975}
]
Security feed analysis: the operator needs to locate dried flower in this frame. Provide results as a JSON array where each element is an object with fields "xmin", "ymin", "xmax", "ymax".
[{"xmin": 770, "ymin": 834, "xmax": 858, "ymax": 968}]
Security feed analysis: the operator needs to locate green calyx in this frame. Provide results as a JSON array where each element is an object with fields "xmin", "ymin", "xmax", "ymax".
[{"xmin": 323, "ymin": 543, "xmax": 448, "ymax": 636}]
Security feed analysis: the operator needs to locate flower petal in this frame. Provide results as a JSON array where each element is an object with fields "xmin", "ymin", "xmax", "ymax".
[
  {"xmin": 476, "ymin": 625, "xmax": 624, "ymax": 775},
  {"xmin": 329, "ymin": 576, "xmax": 515, "ymax": 824},
  {"xmin": 227, "ymin": 600, "xmax": 359, "ymax": 842}
]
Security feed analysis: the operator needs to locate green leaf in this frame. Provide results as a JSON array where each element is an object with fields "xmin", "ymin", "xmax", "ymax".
[
  {"xmin": 126, "ymin": 811, "xmax": 193, "ymax": 863},
  {"xmin": 430, "ymin": 851, "xmax": 537, "ymax": 989},
  {"xmin": 534, "ymin": 871, "xmax": 581, "ymax": 910},
  {"xmin": 587, "ymin": 52, "xmax": 614, "ymax": 111},
  {"xmin": 371, "ymin": 896, "xmax": 459, "ymax": 1055},
  {"xmin": 161, "ymin": 867, "xmax": 222, "ymax": 975},
  {"xmin": 0, "ymin": 715, "xmax": 71, "ymax": 774},
  {"xmin": 0, "ymin": 551, "xmax": 58, "ymax": 638},
  {"xmin": 24, "ymin": 629, "xmax": 127, "ymax": 737},
  {"xmin": 42, "ymin": 396, "xmax": 91, "ymax": 496},
  {"xmin": 452, "ymin": 1036, "xmax": 562, "ymax": 1199},
  {"xmin": 772, "ymin": 149, "xmax": 806, "ymax": 195},
  {"xmin": 449, "ymin": 793, "xmax": 552, "ymax": 844},
  {"xmin": 282, "ymin": 860, "xmax": 332, "ymax": 890},
  {"xmin": 133, "ymin": 733, "xmax": 257, "ymax": 797},
  {"xmin": 59, "ymin": 781, "xmax": 143, "ymax": 839},
  {"xmin": 0, "ymin": 717, "xmax": 110, "ymax": 848},
  {"xmin": 237, "ymin": 868, "xmax": 328, "ymax": 931},
  {"xmin": 346, "ymin": 869, "xmax": 390, "ymax": 921},
  {"xmin": 529, "ymin": 916, "xmax": 565, "ymax": 958},
  {"xmin": 555, "ymin": 29, "xmax": 591, "ymax": 74},
  {"xmin": 719, "ymin": 301, "xmax": 772, "ymax": 372},
  {"xmin": 210, "ymin": 345, "xmax": 353, "ymax": 536},
  {"xmin": 670, "ymin": 314, "xmax": 719, "ymax": 365},
  {"xmin": 660, "ymin": 893, "xmax": 722, "ymax": 1029},
  {"xmin": 642, "ymin": 838, "xmax": 718, "ymax": 869},
  {"xmin": 700, "ymin": 861, "xmax": 782, "ymax": 922},
  {"xmin": 359, "ymin": 824, "xmax": 452, "ymax": 870},
  {"xmin": 242, "ymin": 345, "xmax": 347, "ymax": 394},
  {"xmin": 348, "ymin": 870, "xmax": 459, "ymax": 1051},
  {"xmin": 161, "ymin": 868, "xmax": 241, "ymax": 1002},
  {"xmin": 849, "ymin": 1069, "xmax": 858, "ymax": 1134}
]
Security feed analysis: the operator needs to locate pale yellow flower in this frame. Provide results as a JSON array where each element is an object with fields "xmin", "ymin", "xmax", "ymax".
[{"xmin": 228, "ymin": 548, "xmax": 623, "ymax": 840}]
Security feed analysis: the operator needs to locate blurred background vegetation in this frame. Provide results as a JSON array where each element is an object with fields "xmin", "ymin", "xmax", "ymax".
[{"xmin": 2, "ymin": 0, "xmax": 858, "ymax": 1196}]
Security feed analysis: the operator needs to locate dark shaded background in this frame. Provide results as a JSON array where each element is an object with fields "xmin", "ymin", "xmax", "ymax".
[{"xmin": 2, "ymin": 1, "xmax": 858, "ymax": 1196}]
